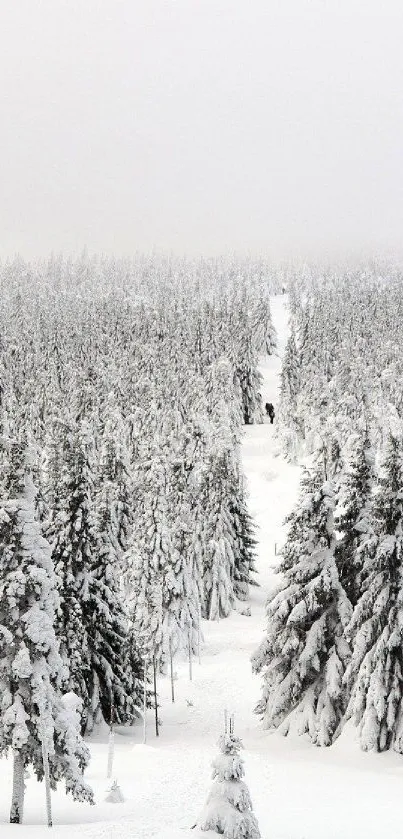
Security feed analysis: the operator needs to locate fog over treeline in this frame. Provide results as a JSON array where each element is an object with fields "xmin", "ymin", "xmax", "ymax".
[{"xmin": 1, "ymin": 0, "xmax": 403, "ymax": 261}]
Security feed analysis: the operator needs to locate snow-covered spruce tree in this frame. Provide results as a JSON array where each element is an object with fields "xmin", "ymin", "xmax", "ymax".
[
  {"xmin": 252, "ymin": 288, "xmax": 277, "ymax": 356},
  {"xmin": 235, "ymin": 342, "xmax": 263, "ymax": 426},
  {"xmin": 199, "ymin": 730, "xmax": 260, "ymax": 839},
  {"xmin": 198, "ymin": 444, "xmax": 237, "ymax": 621},
  {"xmin": 231, "ymin": 304, "xmax": 263, "ymax": 426},
  {"xmin": 252, "ymin": 455, "xmax": 352, "ymax": 746},
  {"xmin": 90, "ymin": 484, "xmax": 142, "ymax": 731},
  {"xmin": 50, "ymin": 419, "xmax": 137, "ymax": 732},
  {"xmin": 194, "ymin": 363, "xmax": 253, "ymax": 620},
  {"xmin": 129, "ymin": 447, "xmax": 174, "ymax": 666},
  {"xmin": 93, "ymin": 403, "xmax": 144, "ymax": 723},
  {"xmin": 168, "ymin": 424, "xmax": 203, "ymax": 657},
  {"xmin": 230, "ymin": 469, "xmax": 258, "ymax": 603},
  {"xmin": 0, "ymin": 442, "xmax": 93, "ymax": 824},
  {"xmin": 277, "ymin": 324, "xmax": 302, "ymax": 460},
  {"xmin": 49, "ymin": 422, "xmax": 94, "ymax": 727},
  {"xmin": 97, "ymin": 394, "xmax": 134, "ymax": 565},
  {"xmin": 344, "ymin": 435, "xmax": 403, "ymax": 752},
  {"xmin": 335, "ymin": 431, "xmax": 375, "ymax": 608}
]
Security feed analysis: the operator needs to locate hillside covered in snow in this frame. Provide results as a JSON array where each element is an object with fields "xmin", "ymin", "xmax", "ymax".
[{"xmin": 2, "ymin": 271, "xmax": 403, "ymax": 838}]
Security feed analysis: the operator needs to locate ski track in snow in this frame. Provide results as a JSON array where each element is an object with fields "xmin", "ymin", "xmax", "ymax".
[{"xmin": 2, "ymin": 296, "xmax": 403, "ymax": 838}]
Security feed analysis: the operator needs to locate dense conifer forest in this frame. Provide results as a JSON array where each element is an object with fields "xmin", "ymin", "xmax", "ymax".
[
  {"xmin": 254, "ymin": 265, "xmax": 403, "ymax": 753},
  {"xmin": 0, "ymin": 253, "xmax": 277, "ymax": 819},
  {"xmin": 3, "ymin": 255, "xmax": 403, "ymax": 833}
]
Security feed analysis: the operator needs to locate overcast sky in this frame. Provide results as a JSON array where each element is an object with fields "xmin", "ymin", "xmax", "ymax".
[{"xmin": 1, "ymin": 1, "xmax": 403, "ymax": 260}]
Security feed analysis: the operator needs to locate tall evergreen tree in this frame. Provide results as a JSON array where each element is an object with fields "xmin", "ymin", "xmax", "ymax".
[
  {"xmin": 50, "ymin": 420, "xmax": 137, "ymax": 732},
  {"xmin": 253, "ymin": 290, "xmax": 277, "ymax": 356},
  {"xmin": 344, "ymin": 435, "xmax": 403, "ymax": 752},
  {"xmin": 232, "ymin": 303, "xmax": 263, "ymax": 426},
  {"xmin": 129, "ymin": 449, "xmax": 178, "ymax": 666},
  {"xmin": 98, "ymin": 394, "xmax": 134, "ymax": 565},
  {"xmin": 168, "ymin": 433, "xmax": 202, "ymax": 656},
  {"xmin": 230, "ymin": 471, "xmax": 258, "ymax": 603},
  {"xmin": 335, "ymin": 431, "xmax": 374, "ymax": 607},
  {"xmin": 0, "ymin": 443, "xmax": 93, "ymax": 824},
  {"xmin": 90, "ymin": 492, "xmax": 141, "ymax": 730},
  {"xmin": 199, "ymin": 446, "xmax": 237, "ymax": 621},
  {"xmin": 49, "ymin": 422, "xmax": 95, "ymax": 728},
  {"xmin": 252, "ymin": 457, "xmax": 352, "ymax": 745},
  {"xmin": 236, "ymin": 341, "xmax": 263, "ymax": 426},
  {"xmin": 278, "ymin": 324, "xmax": 302, "ymax": 460}
]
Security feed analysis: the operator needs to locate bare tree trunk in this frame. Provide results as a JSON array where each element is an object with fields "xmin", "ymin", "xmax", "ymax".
[
  {"xmin": 153, "ymin": 655, "xmax": 159, "ymax": 737},
  {"xmin": 143, "ymin": 656, "xmax": 148, "ymax": 744},
  {"xmin": 197, "ymin": 605, "xmax": 202, "ymax": 665},
  {"xmin": 106, "ymin": 704, "xmax": 115, "ymax": 780},
  {"xmin": 10, "ymin": 751, "xmax": 25, "ymax": 824},
  {"xmin": 170, "ymin": 645, "xmax": 175, "ymax": 703},
  {"xmin": 41, "ymin": 725, "xmax": 53, "ymax": 828},
  {"xmin": 188, "ymin": 634, "xmax": 193, "ymax": 681}
]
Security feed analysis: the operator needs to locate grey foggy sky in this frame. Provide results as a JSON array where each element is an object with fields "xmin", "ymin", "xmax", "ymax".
[{"xmin": 1, "ymin": 0, "xmax": 403, "ymax": 260}]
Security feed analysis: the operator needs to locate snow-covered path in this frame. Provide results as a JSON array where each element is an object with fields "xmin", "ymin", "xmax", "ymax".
[{"xmin": 2, "ymin": 296, "xmax": 403, "ymax": 838}]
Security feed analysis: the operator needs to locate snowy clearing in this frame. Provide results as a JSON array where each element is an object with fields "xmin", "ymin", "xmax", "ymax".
[{"xmin": 1, "ymin": 295, "xmax": 402, "ymax": 839}]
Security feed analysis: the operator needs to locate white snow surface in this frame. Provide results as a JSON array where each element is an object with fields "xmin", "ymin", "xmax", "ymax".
[{"xmin": 2, "ymin": 296, "xmax": 403, "ymax": 837}]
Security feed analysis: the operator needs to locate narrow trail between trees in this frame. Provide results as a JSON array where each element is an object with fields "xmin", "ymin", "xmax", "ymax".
[{"xmin": 3, "ymin": 296, "xmax": 403, "ymax": 839}]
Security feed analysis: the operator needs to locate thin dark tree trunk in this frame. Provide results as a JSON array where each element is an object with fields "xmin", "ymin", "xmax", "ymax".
[
  {"xmin": 188, "ymin": 635, "xmax": 193, "ymax": 681},
  {"xmin": 10, "ymin": 751, "xmax": 25, "ymax": 824},
  {"xmin": 153, "ymin": 655, "xmax": 159, "ymax": 737},
  {"xmin": 107, "ymin": 703, "xmax": 115, "ymax": 779},
  {"xmin": 170, "ymin": 645, "xmax": 175, "ymax": 703},
  {"xmin": 41, "ymin": 723, "xmax": 53, "ymax": 828}
]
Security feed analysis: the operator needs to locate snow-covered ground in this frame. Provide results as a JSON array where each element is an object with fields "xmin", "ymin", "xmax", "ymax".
[{"xmin": 2, "ymin": 295, "xmax": 403, "ymax": 838}]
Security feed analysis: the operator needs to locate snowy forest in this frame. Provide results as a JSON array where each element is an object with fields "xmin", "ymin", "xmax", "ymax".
[
  {"xmin": 3, "ymin": 255, "xmax": 403, "ymax": 836},
  {"xmin": 0, "ymin": 253, "xmax": 277, "ymax": 824},
  {"xmin": 254, "ymin": 266, "xmax": 403, "ymax": 753},
  {"xmin": 2, "ymin": 0, "xmax": 403, "ymax": 833}
]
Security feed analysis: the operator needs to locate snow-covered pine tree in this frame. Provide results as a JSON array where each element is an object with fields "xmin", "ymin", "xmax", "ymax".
[
  {"xmin": 252, "ymin": 454, "xmax": 352, "ymax": 746},
  {"xmin": 252, "ymin": 288, "xmax": 277, "ymax": 356},
  {"xmin": 230, "ymin": 469, "xmax": 258, "ymax": 603},
  {"xmin": 92, "ymin": 401, "xmax": 144, "ymax": 725},
  {"xmin": 168, "ymin": 424, "xmax": 202, "ymax": 658},
  {"xmin": 194, "ymin": 361, "xmax": 250, "ymax": 621},
  {"xmin": 199, "ymin": 444, "xmax": 237, "ymax": 621},
  {"xmin": 199, "ymin": 727, "xmax": 260, "ymax": 839},
  {"xmin": 278, "ymin": 324, "xmax": 302, "ymax": 460},
  {"xmin": 235, "ymin": 338, "xmax": 263, "ymax": 426},
  {"xmin": 128, "ymin": 447, "xmax": 170, "ymax": 666},
  {"xmin": 0, "ymin": 442, "xmax": 93, "ymax": 824},
  {"xmin": 49, "ymin": 421, "xmax": 94, "ymax": 727},
  {"xmin": 90, "ymin": 487, "xmax": 142, "ymax": 732},
  {"xmin": 98, "ymin": 393, "xmax": 134, "ymax": 565},
  {"xmin": 50, "ymin": 418, "xmax": 137, "ymax": 732},
  {"xmin": 231, "ymin": 302, "xmax": 263, "ymax": 426},
  {"xmin": 344, "ymin": 434, "xmax": 403, "ymax": 752},
  {"xmin": 335, "ymin": 430, "xmax": 374, "ymax": 607}
]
